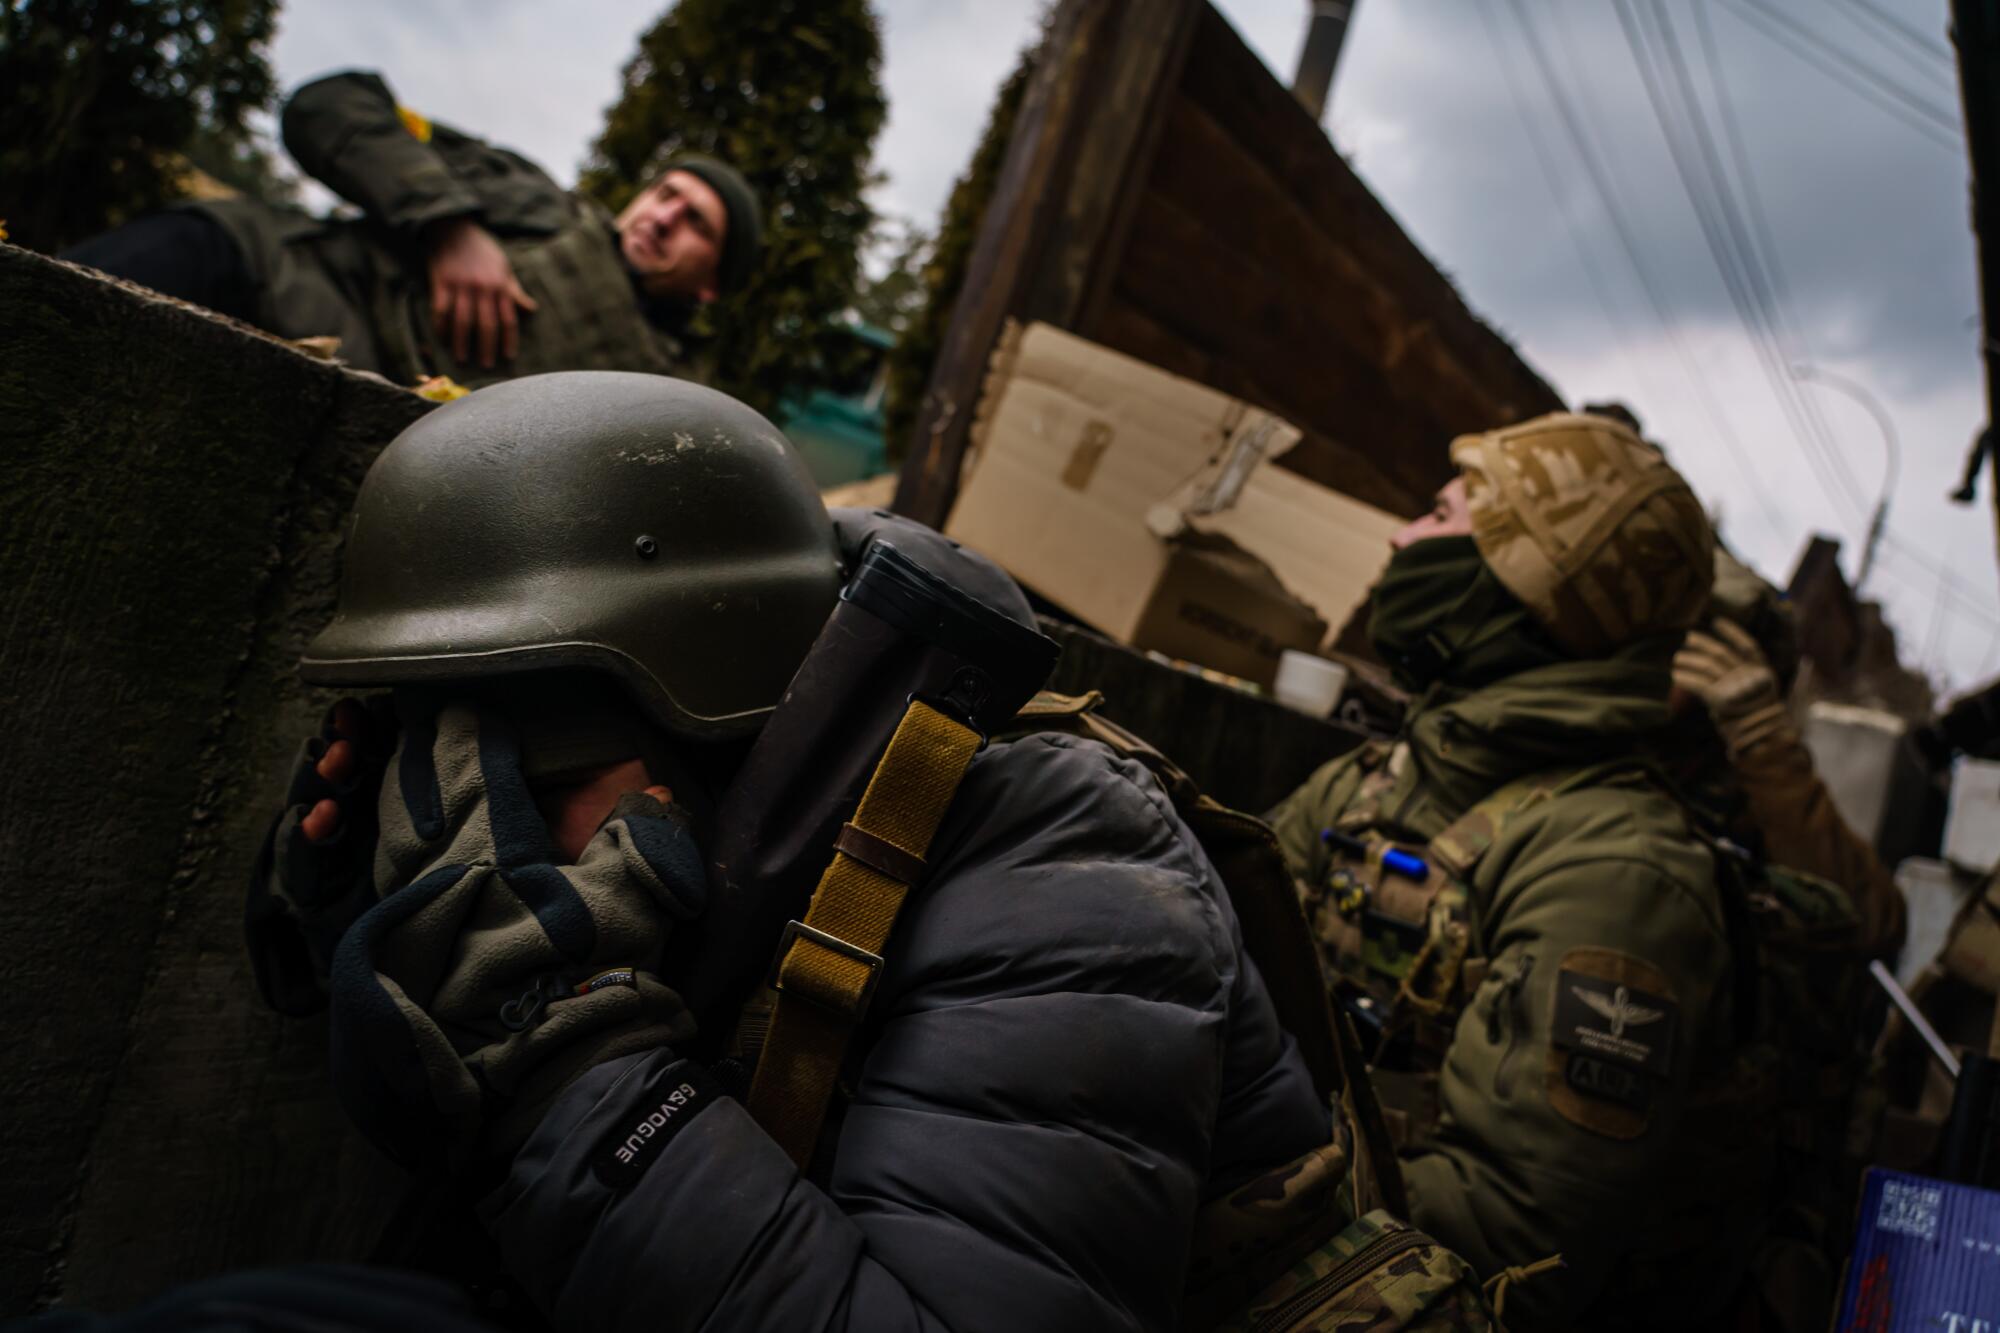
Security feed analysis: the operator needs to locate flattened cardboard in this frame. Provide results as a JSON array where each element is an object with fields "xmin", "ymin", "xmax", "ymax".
[
  {"xmin": 945, "ymin": 322, "xmax": 1400, "ymax": 681},
  {"xmin": 1131, "ymin": 532, "xmax": 1328, "ymax": 686}
]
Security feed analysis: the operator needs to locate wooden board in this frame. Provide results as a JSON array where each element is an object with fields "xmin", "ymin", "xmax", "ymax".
[{"xmin": 896, "ymin": 0, "xmax": 1563, "ymax": 526}]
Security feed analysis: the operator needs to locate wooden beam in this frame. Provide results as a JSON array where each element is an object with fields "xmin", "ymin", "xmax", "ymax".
[
  {"xmin": 893, "ymin": 0, "xmax": 1204, "ymax": 527},
  {"xmin": 1952, "ymin": 0, "xmax": 2000, "ymax": 548},
  {"xmin": 1172, "ymin": 5, "xmax": 1561, "ymax": 429}
]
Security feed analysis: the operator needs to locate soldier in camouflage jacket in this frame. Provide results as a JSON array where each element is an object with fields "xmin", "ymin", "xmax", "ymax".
[
  {"xmin": 66, "ymin": 71, "xmax": 761, "ymax": 386},
  {"xmin": 1268, "ymin": 414, "xmax": 1773, "ymax": 1330}
]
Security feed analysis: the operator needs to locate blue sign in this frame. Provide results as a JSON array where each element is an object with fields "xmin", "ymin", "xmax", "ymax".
[{"xmin": 1837, "ymin": 1169, "xmax": 2000, "ymax": 1331}]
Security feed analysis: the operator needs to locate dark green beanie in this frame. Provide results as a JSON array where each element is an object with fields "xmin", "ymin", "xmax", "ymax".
[{"xmin": 661, "ymin": 155, "xmax": 763, "ymax": 294}]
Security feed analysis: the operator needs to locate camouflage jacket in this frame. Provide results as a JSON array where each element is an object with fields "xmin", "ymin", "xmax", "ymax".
[
  {"xmin": 1700, "ymin": 545, "xmax": 1904, "ymax": 959},
  {"xmin": 1268, "ymin": 652, "xmax": 1767, "ymax": 1332},
  {"xmin": 192, "ymin": 71, "xmax": 683, "ymax": 385}
]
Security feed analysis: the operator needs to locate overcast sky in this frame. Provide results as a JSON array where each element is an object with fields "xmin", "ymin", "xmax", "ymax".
[{"xmin": 267, "ymin": 0, "xmax": 1999, "ymax": 690}]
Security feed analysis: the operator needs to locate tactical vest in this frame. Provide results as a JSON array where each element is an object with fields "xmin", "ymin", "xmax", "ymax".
[
  {"xmin": 1306, "ymin": 739, "xmax": 1872, "ymax": 1331},
  {"xmin": 1302, "ymin": 741, "xmax": 1692, "ymax": 1145},
  {"xmin": 367, "ymin": 198, "xmax": 684, "ymax": 388}
]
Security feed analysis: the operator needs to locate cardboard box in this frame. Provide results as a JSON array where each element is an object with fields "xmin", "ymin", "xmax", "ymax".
[
  {"xmin": 944, "ymin": 322, "xmax": 1401, "ymax": 685},
  {"xmin": 1128, "ymin": 531, "xmax": 1328, "ymax": 687}
]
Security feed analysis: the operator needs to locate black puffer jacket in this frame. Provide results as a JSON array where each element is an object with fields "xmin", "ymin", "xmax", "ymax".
[{"xmin": 479, "ymin": 679, "xmax": 1327, "ymax": 1328}]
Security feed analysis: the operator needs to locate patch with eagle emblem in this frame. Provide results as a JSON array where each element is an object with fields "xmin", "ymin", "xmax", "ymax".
[{"xmin": 1545, "ymin": 947, "xmax": 1680, "ymax": 1138}]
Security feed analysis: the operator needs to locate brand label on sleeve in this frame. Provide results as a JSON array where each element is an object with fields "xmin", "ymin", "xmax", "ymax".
[{"xmin": 590, "ymin": 1061, "xmax": 724, "ymax": 1188}]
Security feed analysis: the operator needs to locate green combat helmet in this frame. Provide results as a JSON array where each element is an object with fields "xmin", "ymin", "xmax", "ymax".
[
  {"xmin": 1452, "ymin": 411, "xmax": 1715, "ymax": 655},
  {"xmin": 300, "ymin": 370, "xmax": 841, "ymax": 737}
]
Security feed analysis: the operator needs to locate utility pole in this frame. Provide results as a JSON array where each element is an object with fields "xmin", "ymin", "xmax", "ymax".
[
  {"xmin": 1293, "ymin": 0, "xmax": 1358, "ymax": 122},
  {"xmin": 1793, "ymin": 364, "xmax": 1899, "ymax": 595},
  {"xmin": 1951, "ymin": 0, "xmax": 2000, "ymax": 525}
]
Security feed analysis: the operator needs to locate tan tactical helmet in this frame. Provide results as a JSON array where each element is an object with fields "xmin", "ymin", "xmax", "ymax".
[{"xmin": 1451, "ymin": 411, "xmax": 1715, "ymax": 655}]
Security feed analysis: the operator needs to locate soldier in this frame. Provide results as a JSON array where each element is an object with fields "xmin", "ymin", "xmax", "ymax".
[
  {"xmin": 242, "ymin": 371, "xmax": 1337, "ymax": 1331},
  {"xmin": 61, "ymin": 71, "xmax": 760, "ymax": 384},
  {"xmin": 1266, "ymin": 413, "xmax": 1772, "ymax": 1330}
]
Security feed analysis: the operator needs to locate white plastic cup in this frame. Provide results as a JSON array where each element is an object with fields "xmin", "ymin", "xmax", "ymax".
[{"xmin": 1273, "ymin": 650, "xmax": 1349, "ymax": 719}]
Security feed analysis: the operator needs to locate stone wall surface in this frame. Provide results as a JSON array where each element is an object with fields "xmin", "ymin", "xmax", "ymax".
[{"xmin": 0, "ymin": 245, "xmax": 433, "ymax": 1314}]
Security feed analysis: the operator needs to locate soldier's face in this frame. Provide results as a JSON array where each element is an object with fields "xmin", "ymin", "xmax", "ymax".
[
  {"xmin": 1392, "ymin": 477, "xmax": 1474, "ymax": 550},
  {"xmin": 617, "ymin": 170, "xmax": 728, "ymax": 303},
  {"xmin": 534, "ymin": 758, "xmax": 670, "ymax": 864}
]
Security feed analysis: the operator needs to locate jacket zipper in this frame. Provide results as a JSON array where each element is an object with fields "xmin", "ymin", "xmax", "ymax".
[{"xmin": 1250, "ymin": 1227, "xmax": 1433, "ymax": 1333}]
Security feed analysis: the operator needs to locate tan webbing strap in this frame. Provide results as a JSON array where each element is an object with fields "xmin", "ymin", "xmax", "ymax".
[{"xmin": 746, "ymin": 700, "xmax": 983, "ymax": 1166}]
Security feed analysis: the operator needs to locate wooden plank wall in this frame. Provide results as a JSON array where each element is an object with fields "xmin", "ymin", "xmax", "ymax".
[
  {"xmin": 1087, "ymin": 6, "xmax": 1563, "ymax": 515},
  {"xmin": 896, "ymin": 0, "xmax": 1564, "ymax": 525}
]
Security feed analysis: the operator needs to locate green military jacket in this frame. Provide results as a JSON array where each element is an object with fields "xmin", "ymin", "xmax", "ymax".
[
  {"xmin": 192, "ymin": 71, "xmax": 683, "ymax": 385},
  {"xmin": 1267, "ymin": 652, "xmax": 1768, "ymax": 1332}
]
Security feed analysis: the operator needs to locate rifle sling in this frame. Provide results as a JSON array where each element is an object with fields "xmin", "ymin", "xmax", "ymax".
[{"xmin": 745, "ymin": 700, "xmax": 981, "ymax": 1166}]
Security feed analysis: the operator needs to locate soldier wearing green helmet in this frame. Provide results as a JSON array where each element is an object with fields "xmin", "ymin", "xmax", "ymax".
[
  {"xmin": 239, "ymin": 371, "xmax": 1340, "ymax": 1333},
  {"xmin": 1267, "ymin": 412, "xmax": 1775, "ymax": 1330}
]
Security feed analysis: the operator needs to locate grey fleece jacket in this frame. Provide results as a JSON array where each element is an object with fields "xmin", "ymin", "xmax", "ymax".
[{"xmin": 478, "ymin": 726, "xmax": 1328, "ymax": 1332}]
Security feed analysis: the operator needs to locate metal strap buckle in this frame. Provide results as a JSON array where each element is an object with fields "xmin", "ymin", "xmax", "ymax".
[{"xmin": 769, "ymin": 919, "xmax": 885, "ymax": 1019}]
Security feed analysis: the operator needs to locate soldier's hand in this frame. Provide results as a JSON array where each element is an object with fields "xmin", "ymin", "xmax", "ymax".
[
  {"xmin": 1673, "ymin": 620, "xmax": 1780, "ymax": 722},
  {"xmin": 329, "ymin": 699, "xmax": 703, "ymax": 1170},
  {"xmin": 246, "ymin": 696, "xmax": 399, "ymax": 1015},
  {"xmin": 300, "ymin": 699, "xmax": 379, "ymax": 843},
  {"xmin": 424, "ymin": 216, "xmax": 538, "ymax": 369}
]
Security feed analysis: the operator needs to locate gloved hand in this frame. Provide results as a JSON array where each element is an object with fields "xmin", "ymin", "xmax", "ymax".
[
  {"xmin": 246, "ymin": 697, "xmax": 398, "ymax": 1016},
  {"xmin": 330, "ymin": 697, "xmax": 704, "ymax": 1172},
  {"xmin": 1673, "ymin": 619, "xmax": 1792, "ymax": 756}
]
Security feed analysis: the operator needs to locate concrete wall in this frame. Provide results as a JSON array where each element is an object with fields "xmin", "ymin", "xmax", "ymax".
[{"xmin": 0, "ymin": 245, "xmax": 433, "ymax": 1314}]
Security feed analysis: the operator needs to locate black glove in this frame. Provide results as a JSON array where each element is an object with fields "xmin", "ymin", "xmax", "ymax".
[
  {"xmin": 246, "ymin": 697, "xmax": 397, "ymax": 1016},
  {"xmin": 329, "ymin": 698, "xmax": 704, "ymax": 1171}
]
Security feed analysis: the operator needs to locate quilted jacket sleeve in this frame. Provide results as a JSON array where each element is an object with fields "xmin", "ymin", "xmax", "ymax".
[
  {"xmin": 480, "ymin": 733, "xmax": 1326, "ymax": 1333},
  {"xmin": 280, "ymin": 71, "xmax": 483, "ymax": 233}
]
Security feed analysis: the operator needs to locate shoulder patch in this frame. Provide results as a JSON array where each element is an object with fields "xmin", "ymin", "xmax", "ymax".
[{"xmin": 1545, "ymin": 946, "xmax": 1680, "ymax": 1140}]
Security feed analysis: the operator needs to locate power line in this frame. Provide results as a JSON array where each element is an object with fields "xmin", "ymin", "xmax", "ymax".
[
  {"xmin": 1830, "ymin": 0, "xmax": 1958, "ymax": 94},
  {"xmin": 1837, "ymin": 0, "xmax": 1955, "ymax": 68},
  {"xmin": 1925, "ymin": 558, "xmax": 1953, "ymax": 668},
  {"xmin": 1835, "ymin": 550, "xmax": 1996, "ymax": 690},
  {"xmin": 1501, "ymin": 0, "xmax": 1791, "ymax": 538},
  {"xmin": 1680, "ymin": 2, "xmax": 1996, "ymax": 642},
  {"xmin": 1678, "ymin": 0, "xmax": 1875, "ymax": 513},
  {"xmin": 1475, "ymin": 4, "xmax": 1658, "ymax": 405},
  {"xmin": 1879, "ymin": 531, "xmax": 2000, "ymax": 615},
  {"xmin": 1736, "ymin": 0, "xmax": 1962, "ymax": 129},
  {"xmin": 1614, "ymin": 0, "xmax": 1872, "ymax": 528},
  {"xmin": 1716, "ymin": 0, "xmax": 1962, "ymax": 150},
  {"xmin": 1497, "ymin": 2, "xmax": 1995, "ymax": 666},
  {"xmin": 1872, "ymin": 535, "xmax": 2000, "ymax": 632}
]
